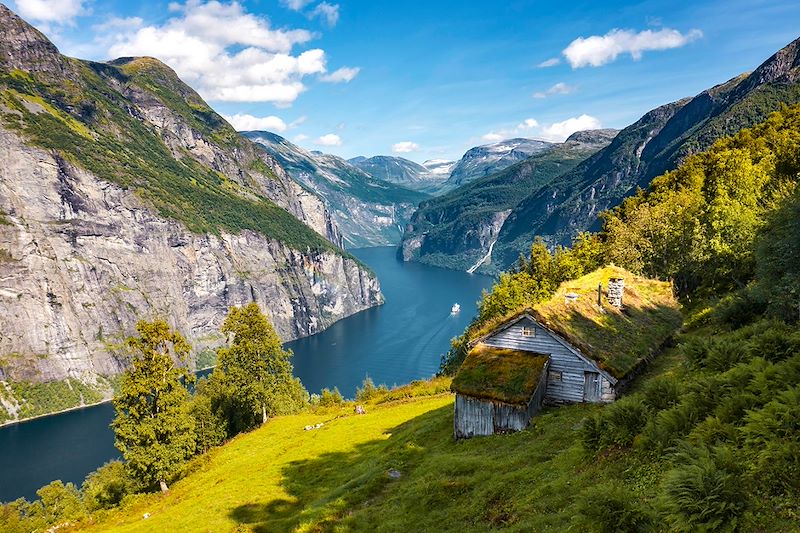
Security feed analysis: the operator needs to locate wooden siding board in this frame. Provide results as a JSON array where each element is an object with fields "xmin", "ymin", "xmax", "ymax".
[{"xmin": 484, "ymin": 318, "xmax": 605, "ymax": 404}]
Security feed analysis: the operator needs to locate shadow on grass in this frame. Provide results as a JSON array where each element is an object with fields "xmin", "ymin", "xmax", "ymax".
[{"xmin": 228, "ymin": 404, "xmax": 453, "ymax": 532}]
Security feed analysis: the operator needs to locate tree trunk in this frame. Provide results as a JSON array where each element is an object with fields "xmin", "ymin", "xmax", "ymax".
[
  {"xmin": 160, "ymin": 480, "xmax": 169, "ymax": 493},
  {"xmin": 262, "ymin": 404, "xmax": 267, "ymax": 424}
]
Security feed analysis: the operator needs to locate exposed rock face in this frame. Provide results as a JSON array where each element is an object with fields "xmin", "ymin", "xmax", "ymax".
[
  {"xmin": 246, "ymin": 131, "xmax": 428, "ymax": 247},
  {"xmin": 400, "ymin": 130, "xmax": 617, "ymax": 273},
  {"xmin": 0, "ymin": 4, "xmax": 383, "ymax": 418},
  {"xmin": 443, "ymin": 138, "xmax": 554, "ymax": 190},
  {"xmin": 0, "ymin": 127, "xmax": 382, "ymax": 384},
  {"xmin": 494, "ymin": 36, "xmax": 800, "ymax": 265}
]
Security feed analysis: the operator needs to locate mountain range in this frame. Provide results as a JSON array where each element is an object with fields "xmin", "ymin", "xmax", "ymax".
[
  {"xmin": 400, "ymin": 130, "xmax": 618, "ymax": 271},
  {"xmin": 0, "ymin": 4, "xmax": 381, "ymax": 419},
  {"xmin": 348, "ymin": 155, "xmax": 449, "ymax": 194},
  {"xmin": 245, "ymin": 132, "xmax": 428, "ymax": 247},
  {"xmin": 401, "ymin": 36, "xmax": 800, "ymax": 273}
]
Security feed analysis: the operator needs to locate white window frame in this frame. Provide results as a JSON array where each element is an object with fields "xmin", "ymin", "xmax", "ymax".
[{"xmin": 521, "ymin": 326, "xmax": 535, "ymax": 337}]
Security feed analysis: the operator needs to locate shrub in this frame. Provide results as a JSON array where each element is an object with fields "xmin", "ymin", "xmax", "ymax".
[
  {"xmin": 713, "ymin": 289, "xmax": 767, "ymax": 328},
  {"xmin": 580, "ymin": 414, "xmax": 606, "ymax": 451},
  {"xmin": 746, "ymin": 323, "xmax": 800, "ymax": 363},
  {"xmin": 641, "ymin": 377, "xmax": 682, "ymax": 412},
  {"xmin": 36, "ymin": 480, "xmax": 86, "ymax": 525},
  {"xmin": 602, "ymin": 397, "xmax": 651, "ymax": 448},
  {"xmin": 704, "ymin": 337, "xmax": 750, "ymax": 372},
  {"xmin": 659, "ymin": 445, "xmax": 748, "ymax": 532},
  {"xmin": 681, "ymin": 337, "xmax": 713, "ymax": 369},
  {"xmin": 316, "ymin": 387, "xmax": 346, "ymax": 407},
  {"xmin": 573, "ymin": 480, "xmax": 654, "ymax": 533},
  {"xmin": 355, "ymin": 377, "xmax": 389, "ymax": 403},
  {"xmin": 81, "ymin": 461, "xmax": 134, "ymax": 511},
  {"xmin": 741, "ymin": 385, "xmax": 800, "ymax": 493}
]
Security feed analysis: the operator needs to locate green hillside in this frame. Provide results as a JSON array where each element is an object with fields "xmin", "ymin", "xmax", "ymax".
[{"xmin": 0, "ymin": 14, "xmax": 338, "ymax": 254}]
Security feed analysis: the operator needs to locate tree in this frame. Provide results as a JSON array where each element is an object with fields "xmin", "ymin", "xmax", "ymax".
[
  {"xmin": 112, "ymin": 320, "xmax": 196, "ymax": 493},
  {"xmin": 211, "ymin": 303, "xmax": 305, "ymax": 434}
]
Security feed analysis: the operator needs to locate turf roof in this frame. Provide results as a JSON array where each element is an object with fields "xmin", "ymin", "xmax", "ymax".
[
  {"xmin": 471, "ymin": 265, "xmax": 682, "ymax": 380},
  {"xmin": 451, "ymin": 344, "xmax": 549, "ymax": 405}
]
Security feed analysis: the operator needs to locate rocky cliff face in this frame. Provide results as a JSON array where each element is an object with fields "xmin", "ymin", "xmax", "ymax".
[
  {"xmin": 0, "ymin": 4, "xmax": 382, "ymax": 419},
  {"xmin": 246, "ymin": 131, "xmax": 428, "ymax": 247},
  {"xmin": 400, "ymin": 130, "xmax": 617, "ymax": 273},
  {"xmin": 495, "ymin": 36, "xmax": 800, "ymax": 266}
]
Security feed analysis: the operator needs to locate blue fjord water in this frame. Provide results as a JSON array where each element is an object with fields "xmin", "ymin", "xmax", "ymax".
[{"xmin": 0, "ymin": 246, "xmax": 494, "ymax": 502}]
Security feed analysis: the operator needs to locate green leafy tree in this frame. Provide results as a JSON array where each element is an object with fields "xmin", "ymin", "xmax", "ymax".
[
  {"xmin": 81, "ymin": 460, "xmax": 134, "ymax": 511},
  {"xmin": 36, "ymin": 480, "xmax": 85, "ymax": 525},
  {"xmin": 112, "ymin": 320, "xmax": 196, "ymax": 493},
  {"xmin": 211, "ymin": 303, "xmax": 306, "ymax": 434}
]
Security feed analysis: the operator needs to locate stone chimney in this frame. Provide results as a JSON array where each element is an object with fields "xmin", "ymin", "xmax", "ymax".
[{"xmin": 607, "ymin": 277, "xmax": 625, "ymax": 308}]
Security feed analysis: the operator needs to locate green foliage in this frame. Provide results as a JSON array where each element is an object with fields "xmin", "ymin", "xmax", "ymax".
[
  {"xmin": 573, "ymin": 480, "xmax": 654, "ymax": 533},
  {"xmin": 207, "ymin": 303, "xmax": 307, "ymax": 435},
  {"xmin": 602, "ymin": 104, "xmax": 800, "ymax": 296},
  {"xmin": 81, "ymin": 461, "xmax": 135, "ymax": 511},
  {"xmin": 36, "ymin": 480, "xmax": 86, "ymax": 524},
  {"xmin": 659, "ymin": 445, "xmax": 747, "ymax": 532},
  {"xmin": 0, "ymin": 61, "xmax": 338, "ymax": 255},
  {"xmin": 0, "ymin": 499, "xmax": 46, "ymax": 533},
  {"xmin": 315, "ymin": 387, "xmax": 346, "ymax": 407},
  {"xmin": 189, "ymin": 379, "xmax": 228, "ymax": 454},
  {"xmin": 754, "ymin": 187, "xmax": 800, "ymax": 319},
  {"xmin": 741, "ymin": 385, "xmax": 800, "ymax": 494},
  {"xmin": 355, "ymin": 377, "xmax": 389, "ymax": 402},
  {"xmin": 112, "ymin": 320, "xmax": 196, "ymax": 491},
  {"xmin": 7, "ymin": 378, "xmax": 105, "ymax": 419}
]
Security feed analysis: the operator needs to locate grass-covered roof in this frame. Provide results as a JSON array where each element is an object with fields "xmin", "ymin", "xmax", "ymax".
[
  {"xmin": 472, "ymin": 265, "xmax": 682, "ymax": 380},
  {"xmin": 451, "ymin": 344, "xmax": 549, "ymax": 405}
]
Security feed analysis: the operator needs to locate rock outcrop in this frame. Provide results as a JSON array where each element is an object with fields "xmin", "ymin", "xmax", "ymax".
[{"xmin": 0, "ymin": 4, "xmax": 382, "ymax": 418}]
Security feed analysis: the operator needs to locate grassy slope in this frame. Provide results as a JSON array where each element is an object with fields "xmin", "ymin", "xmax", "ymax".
[{"xmin": 79, "ymin": 358, "xmax": 682, "ymax": 533}]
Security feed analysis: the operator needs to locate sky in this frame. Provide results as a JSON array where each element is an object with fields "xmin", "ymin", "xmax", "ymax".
[{"xmin": 9, "ymin": 0, "xmax": 800, "ymax": 163}]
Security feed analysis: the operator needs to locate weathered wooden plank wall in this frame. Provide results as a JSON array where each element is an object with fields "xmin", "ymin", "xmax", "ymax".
[{"xmin": 483, "ymin": 317, "xmax": 613, "ymax": 403}]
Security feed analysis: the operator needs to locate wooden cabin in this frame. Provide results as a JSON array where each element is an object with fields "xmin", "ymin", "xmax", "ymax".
[{"xmin": 452, "ymin": 266, "xmax": 682, "ymax": 438}]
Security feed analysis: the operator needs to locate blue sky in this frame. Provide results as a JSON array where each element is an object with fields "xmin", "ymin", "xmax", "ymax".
[{"xmin": 10, "ymin": 0, "xmax": 800, "ymax": 162}]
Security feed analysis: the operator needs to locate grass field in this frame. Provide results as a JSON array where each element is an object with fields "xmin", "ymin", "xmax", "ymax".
[{"xmin": 75, "ymin": 361, "xmax": 678, "ymax": 533}]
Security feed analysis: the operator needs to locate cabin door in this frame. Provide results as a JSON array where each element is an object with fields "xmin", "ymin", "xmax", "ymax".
[{"xmin": 583, "ymin": 372, "xmax": 601, "ymax": 402}]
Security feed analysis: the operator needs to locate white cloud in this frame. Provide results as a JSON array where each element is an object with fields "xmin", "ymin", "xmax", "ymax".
[
  {"xmin": 481, "ymin": 132, "xmax": 504, "ymax": 142},
  {"xmin": 392, "ymin": 141, "xmax": 419, "ymax": 153},
  {"xmin": 317, "ymin": 133, "xmax": 342, "ymax": 146},
  {"xmin": 104, "ymin": 1, "xmax": 352, "ymax": 105},
  {"xmin": 533, "ymin": 82, "xmax": 575, "ymax": 99},
  {"xmin": 282, "ymin": 0, "xmax": 313, "ymax": 10},
  {"xmin": 319, "ymin": 66, "xmax": 360, "ymax": 83},
  {"xmin": 563, "ymin": 27, "xmax": 702, "ymax": 68},
  {"xmin": 311, "ymin": 2, "xmax": 339, "ymax": 27},
  {"xmin": 223, "ymin": 113, "xmax": 287, "ymax": 132},
  {"xmin": 293, "ymin": 133, "xmax": 309, "ymax": 142},
  {"xmin": 482, "ymin": 115, "xmax": 600, "ymax": 143},
  {"xmin": 482, "ymin": 118, "xmax": 539, "ymax": 142},
  {"xmin": 537, "ymin": 57, "xmax": 560, "ymax": 68},
  {"xmin": 539, "ymin": 114, "xmax": 602, "ymax": 141},
  {"xmin": 93, "ymin": 16, "xmax": 143, "ymax": 32},
  {"xmin": 13, "ymin": 0, "xmax": 86, "ymax": 23}
]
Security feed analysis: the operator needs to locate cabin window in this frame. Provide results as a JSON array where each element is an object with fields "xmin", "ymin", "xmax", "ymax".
[
  {"xmin": 548, "ymin": 370, "xmax": 562, "ymax": 382},
  {"xmin": 521, "ymin": 326, "xmax": 535, "ymax": 337}
]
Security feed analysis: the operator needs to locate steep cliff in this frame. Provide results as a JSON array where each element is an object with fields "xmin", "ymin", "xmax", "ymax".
[
  {"xmin": 246, "ymin": 131, "xmax": 428, "ymax": 247},
  {"xmin": 494, "ymin": 36, "xmax": 800, "ymax": 267},
  {"xmin": 400, "ymin": 130, "xmax": 617, "ymax": 273},
  {"xmin": 0, "ymin": 4, "xmax": 381, "ymax": 421}
]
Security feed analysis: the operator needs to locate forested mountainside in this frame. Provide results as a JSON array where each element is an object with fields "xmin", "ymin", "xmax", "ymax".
[
  {"xmin": 0, "ymin": 4, "xmax": 382, "ymax": 421},
  {"xmin": 400, "ymin": 129, "xmax": 617, "ymax": 272},
  {"xmin": 491, "ymin": 36, "xmax": 800, "ymax": 268},
  {"xmin": 246, "ymin": 132, "xmax": 428, "ymax": 247},
  {"xmin": 348, "ymin": 155, "xmax": 448, "ymax": 194}
]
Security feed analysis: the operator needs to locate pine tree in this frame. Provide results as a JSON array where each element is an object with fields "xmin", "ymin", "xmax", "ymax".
[{"xmin": 112, "ymin": 320, "xmax": 196, "ymax": 493}]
